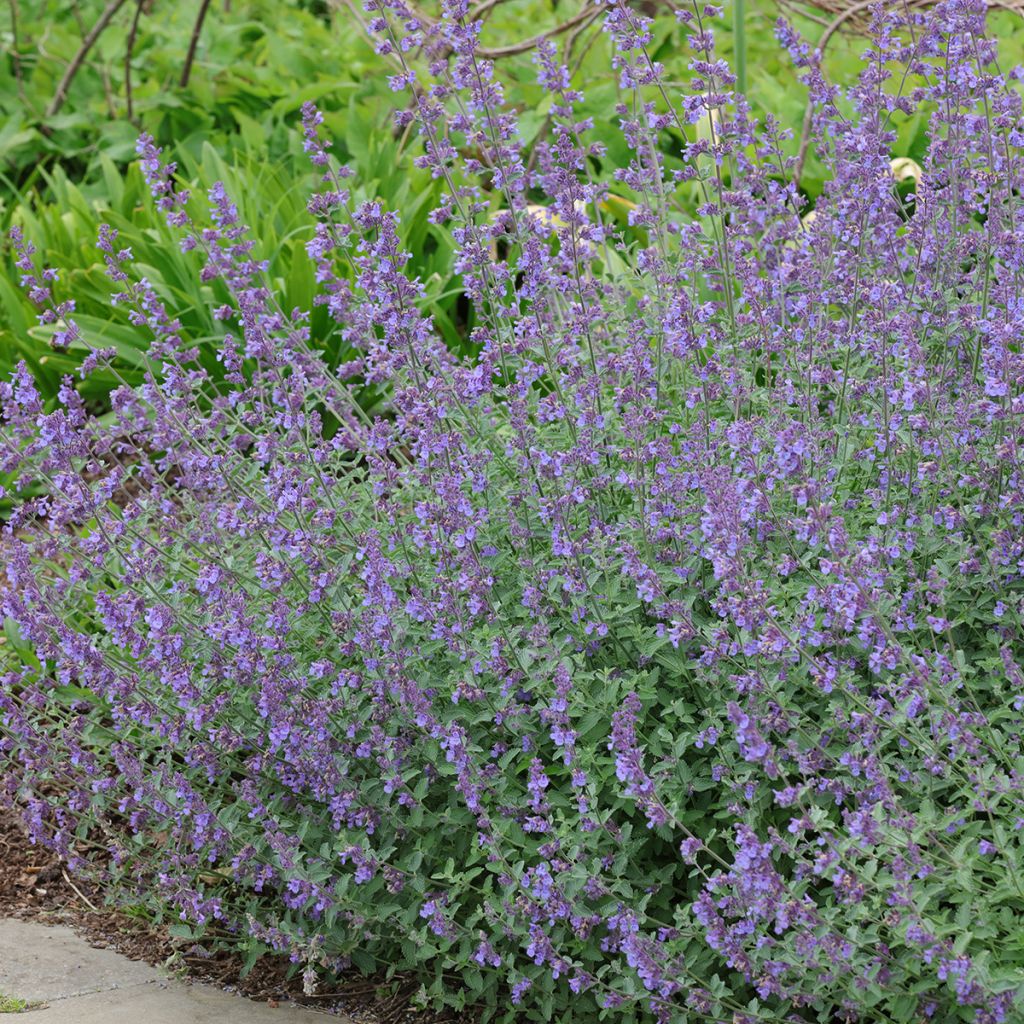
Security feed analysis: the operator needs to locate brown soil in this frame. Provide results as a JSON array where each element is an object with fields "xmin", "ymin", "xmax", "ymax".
[{"xmin": 0, "ymin": 805, "xmax": 477, "ymax": 1024}]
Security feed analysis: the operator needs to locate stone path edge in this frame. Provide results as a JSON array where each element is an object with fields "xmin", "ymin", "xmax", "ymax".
[{"xmin": 0, "ymin": 918, "xmax": 343, "ymax": 1022}]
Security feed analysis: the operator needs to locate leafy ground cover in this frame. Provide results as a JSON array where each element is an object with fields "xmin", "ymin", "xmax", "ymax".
[{"xmin": 4, "ymin": 1, "xmax": 1024, "ymax": 1023}]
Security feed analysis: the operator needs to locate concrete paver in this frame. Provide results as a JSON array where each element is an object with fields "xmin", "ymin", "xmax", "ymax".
[
  {"xmin": 4, "ymin": 984, "xmax": 329, "ymax": 1023},
  {"xmin": 0, "ymin": 919, "xmax": 155, "ymax": 1002},
  {"xmin": 0, "ymin": 919, "xmax": 334, "ymax": 1021}
]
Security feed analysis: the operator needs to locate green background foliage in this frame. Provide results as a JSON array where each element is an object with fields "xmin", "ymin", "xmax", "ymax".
[{"xmin": 5, "ymin": 0, "xmax": 1024, "ymax": 402}]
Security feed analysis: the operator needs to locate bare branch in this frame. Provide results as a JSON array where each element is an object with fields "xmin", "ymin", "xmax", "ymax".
[
  {"xmin": 46, "ymin": 0, "xmax": 131, "ymax": 119},
  {"xmin": 468, "ymin": 0, "xmax": 512, "ymax": 22},
  {"xmin": 477, "ymin": 5, "xmax": 600, "ymax": 59},
  {"xmin": 180, "ymin": 0, "xmax": 214, "ymax": 88},
  {"xmin": 125, "ymin": 0, "xmax": 146, "ymax": 124},
  {"xmin": 9, "ymin": 0, "xmax": 26, "ymax": 103}
]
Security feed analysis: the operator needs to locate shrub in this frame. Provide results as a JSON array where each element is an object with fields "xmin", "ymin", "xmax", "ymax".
[{"xmin": 3, "ymin": 1, "xmax": 1024, "ymax": 1021}]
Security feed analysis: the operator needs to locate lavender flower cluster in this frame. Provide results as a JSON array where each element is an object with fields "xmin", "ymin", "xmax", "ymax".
[{"xmin": 3, "ymin": 0, "xmax": 1024, "ymax": 1021}]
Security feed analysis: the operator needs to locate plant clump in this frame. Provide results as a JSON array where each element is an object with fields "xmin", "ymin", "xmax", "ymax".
[{"xmin": 3, "ymin": 1, "xmax": 1024, "ymax": 1022}]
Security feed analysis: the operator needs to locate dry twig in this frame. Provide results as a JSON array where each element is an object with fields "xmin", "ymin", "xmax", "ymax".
[{"xmin": 61, "ymin": 866, "xmax": 99, "ymax": 912}]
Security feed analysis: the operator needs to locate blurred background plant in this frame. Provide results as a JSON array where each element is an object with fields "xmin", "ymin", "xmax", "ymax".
[{"xmin": 3, "ymin": 0, "xmax": 1024, "ymax": 408}]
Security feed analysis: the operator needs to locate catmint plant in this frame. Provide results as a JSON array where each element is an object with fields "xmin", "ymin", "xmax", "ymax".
[{"xmin": 3, "ymin": 0, "xmax": 1024, "ymax": 1022}]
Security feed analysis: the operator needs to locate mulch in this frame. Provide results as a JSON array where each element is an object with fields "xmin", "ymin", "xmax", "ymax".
[{"xmin": 0, "ymin": 805, "xmax": 477, "ymax": 1023}]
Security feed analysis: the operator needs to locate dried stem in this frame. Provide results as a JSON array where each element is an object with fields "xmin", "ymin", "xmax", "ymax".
[{"xmin": 61, "ymin": 866, "xmax": 99, "ymax": 912}]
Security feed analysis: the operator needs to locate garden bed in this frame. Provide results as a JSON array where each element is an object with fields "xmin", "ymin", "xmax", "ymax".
[{"xmin": 0, "ymin": 806, "xmax": 474, "ymax": 1024}]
